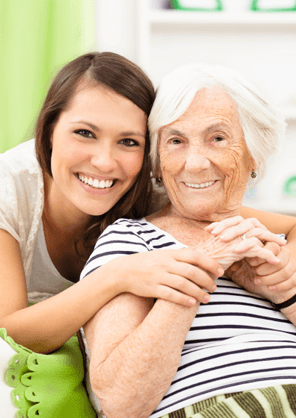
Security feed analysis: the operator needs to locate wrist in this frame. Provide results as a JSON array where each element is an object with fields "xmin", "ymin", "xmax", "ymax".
[
  {"xmin": 272, "ymin": 294, "xmax": 296, "ymax": 321},
  {"xmin": 93, "ymin": 262, "xmax": 124, "ymax": 298}
]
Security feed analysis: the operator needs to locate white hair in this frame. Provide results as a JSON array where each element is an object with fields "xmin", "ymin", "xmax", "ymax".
[{"xmin": 148, "ymin": 63, "xmax": 286, "ymax": 185}]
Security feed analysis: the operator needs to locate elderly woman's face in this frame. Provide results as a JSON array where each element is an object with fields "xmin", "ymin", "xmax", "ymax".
[{"xmin": 158, "ymin": 87, "xmax": 254, "ymax": 222}]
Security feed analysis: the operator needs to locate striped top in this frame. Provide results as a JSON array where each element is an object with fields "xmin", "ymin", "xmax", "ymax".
[{"xmin": 80, "ymin": 218, "xmax": 296, "ymax": 418}]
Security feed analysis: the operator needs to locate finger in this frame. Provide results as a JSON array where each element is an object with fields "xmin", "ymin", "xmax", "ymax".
[
  {"xmin": 157, "ymin": 281, "xmax": 211, "ymax": 306},
  {"xmin": 156, "ymin": 285, "xmax": 198, "ymax": 306},
  {"xmin": 249, "ymin": 257, "xmax": 265, "ymax": 267},
  {"xmin": 249, "ymin": 243, "xmax": 282, "ymax": 267},
  {"xmin": 256, "ymin": 246, "xmax": 289, "ymax": 275},
  {"xmin": 257, "ymin": 259, "xmax": 295, "ymax": 285},
  {"xmin": 234, "ymin": 238, "xmax": 280, "ymax": 264},
  {"xmin": 265, "ymin": 272, "xmax": 296, "ymax": 293},
  {"xmin": 205, "ymin": 216, "xmax": 244, "ymax": 234},
  {"xmin": 234, "ymin": 237, "xmax": 264, "ymax": 253},
  {"xmin": 168, "ymin": 261, "xmax": 217, "ymax": 293},
  {"xmin": 241, "ymin": 229, "xmax": 286, "ymax": 246},
  {"xmin": 252, "ymin": 248, "xmax": 280, "ymax": 264},
  {"xmin": 219, "ymin": 219, "xmax": 268, "ymax": 242},
  {"xmin": 177, "ymin": 248, "xmax": 224, "ymax": 278}
]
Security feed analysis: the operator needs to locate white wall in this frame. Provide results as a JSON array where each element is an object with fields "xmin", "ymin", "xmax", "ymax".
[{"xmin": 95, "ymin": 0, "xmax": 296, "ymax": 215}]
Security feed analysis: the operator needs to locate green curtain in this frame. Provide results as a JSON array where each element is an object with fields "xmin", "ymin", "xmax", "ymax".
[{"xmin": 0, "ymin": 0, "xmax": 96, "ymax": 153}]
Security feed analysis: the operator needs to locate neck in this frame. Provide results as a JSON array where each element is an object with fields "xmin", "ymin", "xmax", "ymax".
[{"xmin": 148, "ymin": 203, "xmax": 242, "ymax": 247}]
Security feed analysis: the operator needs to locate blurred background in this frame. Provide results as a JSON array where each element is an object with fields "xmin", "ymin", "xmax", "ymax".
[{"xmin": 1, "ymin": 0, "xmax": 296, "ymax": 214}]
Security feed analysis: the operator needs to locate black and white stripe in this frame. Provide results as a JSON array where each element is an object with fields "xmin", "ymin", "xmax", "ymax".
[{"xmin": 80, "ymin": 218, "xmax": 296, "ymax": 418}]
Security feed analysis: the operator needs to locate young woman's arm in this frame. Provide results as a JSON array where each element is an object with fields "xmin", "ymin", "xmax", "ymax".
[
  {"xmin": 241, "ymin": 206, "xmax": 296, "ymax": 245},
  {"xmin": 0, "ymin": 229, "xmax": 221, "ymax": 353},
  {"xmin": 0, "ymin": 229, "xmax": 122, "ymax": 353}
]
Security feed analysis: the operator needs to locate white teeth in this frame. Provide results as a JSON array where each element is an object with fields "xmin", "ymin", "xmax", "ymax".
[
  {"xmin": 78, "ymin": 174, "xmax": 114, "ymax": 189},
  {"xmin": 185, "ymin": 180, "xmax": 215, "ymax": 189}
]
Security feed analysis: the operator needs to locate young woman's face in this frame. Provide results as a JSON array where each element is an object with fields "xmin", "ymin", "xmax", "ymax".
[{"xmin": 49, "ymin": 84, "xmax": 147, "ymax": 219}]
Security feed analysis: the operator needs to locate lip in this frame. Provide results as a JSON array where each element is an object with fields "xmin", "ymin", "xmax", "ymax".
[{"xmin": 76, "ymin": 172, "xmax": 116, "ymax": 182}]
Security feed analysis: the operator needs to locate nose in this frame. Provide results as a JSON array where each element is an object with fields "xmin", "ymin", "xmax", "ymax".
[
  {"xmin": 90, "ymin": 143, "xmax": 118, "ymax": 173},
  {"xmin": 185, "ymin": 146, "xmax": 211, "ymax": 173}
]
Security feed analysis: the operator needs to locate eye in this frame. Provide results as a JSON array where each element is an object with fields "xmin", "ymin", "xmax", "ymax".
[
  {"xmin": 213, "ymin": 136, "xmax": 224, "ymax": 143},
  {"xmin": 120, "ymin": 138, "xmax": 139, "ymax": 147},
  {"xmin": 170, "ymin": 138, "xmax": 183, "ymax": 145},
  {"xmin": 74, "ymin": 129, "xmax": 95, "ymax": 138}
]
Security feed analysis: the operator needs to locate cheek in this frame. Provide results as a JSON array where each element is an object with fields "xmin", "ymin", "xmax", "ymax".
[
  {"xmin": 159, "ymin": 148, "xmax": 184, "ymax": 178},
  {"xmin": 217, "ymin": 146, "xmax": 251, "ymax": 203},
  {"xmin": 217, "ymin": 144, "xmax": 250, "ymax": 181},
  {"xmin": 125, "ymin": 152, "xmax": 145, "ymax": 179}
]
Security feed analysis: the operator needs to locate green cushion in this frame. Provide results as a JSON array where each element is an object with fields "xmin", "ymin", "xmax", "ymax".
[{"xmin": 1, "ymin": 328, "xmax": 97, "ymax": 418}]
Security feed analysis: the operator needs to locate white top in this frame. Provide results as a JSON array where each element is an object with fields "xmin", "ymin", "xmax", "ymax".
[
  {"xmin": 0, "ymin": 139, "xmax": 73, "ymax": 296},
  {"xmin": 81, "ymin": 218, "xmax": 296, "ymax": 418}
]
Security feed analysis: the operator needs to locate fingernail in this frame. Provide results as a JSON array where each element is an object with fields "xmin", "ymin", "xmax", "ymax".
[
  {"xmin": 254, "ymin": 278, "xmax": 261, "ymax": 285},
  {"xmin": 211, "ymin": 285, "xmax": 217, "ymax": 292},
  {"xmin": 188, "ymin": 298, "xmax": 196, "ymax": 306},
  {"xmin": 203, "ymin": 295, "xmax": 210, "ymax": 304},
  {"xmin": 268, "ymin": 285, "xmax": 276, "ymax": 291},
  {"xmin": 218, "ymin": 268, "xmax": 224, "ymax": 277}
]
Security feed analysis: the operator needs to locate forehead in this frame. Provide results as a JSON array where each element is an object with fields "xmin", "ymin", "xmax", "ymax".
[{"xmin": 163, "ymin": 87, "xmax": 241, "ymax": 135}]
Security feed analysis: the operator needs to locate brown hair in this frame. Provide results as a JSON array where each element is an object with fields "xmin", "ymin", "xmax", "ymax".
[{"xmin": 35, "ymin": 52, "xmax": 155, "ymax": 254}]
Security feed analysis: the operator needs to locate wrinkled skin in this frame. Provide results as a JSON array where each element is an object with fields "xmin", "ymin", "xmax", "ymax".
[{"xmin": 157, "ymin": 87, "xmax": 256, "ymax": 225}]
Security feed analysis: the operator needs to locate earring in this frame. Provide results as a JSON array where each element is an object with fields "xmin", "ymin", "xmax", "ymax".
[
  {"xmin": 251, "ymin": 170, "xmax": 257, "ymax": 179},
  {"xmin": 156, "ymin": 177, "xmax": 162, "ymax": 184}
]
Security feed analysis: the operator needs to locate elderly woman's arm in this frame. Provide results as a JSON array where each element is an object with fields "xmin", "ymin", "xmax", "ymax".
[{"xmin": 85, "ymin": 294, "xmax": 198, "ymax": 418}]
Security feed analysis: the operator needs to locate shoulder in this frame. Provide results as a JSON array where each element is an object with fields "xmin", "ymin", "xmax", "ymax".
[
  {"xmin": 0, "ymin": 139, "xmax": 40, "ymax": 177},
  {"xmin": 80, "ymin": 218, "xmax": 163, "ymax": 279},
  {"xmin": 0, "ymin": 140, "xmax": 43, "ymax": 208},
  {"xmin": 97, "ymin": 218, "xmax": 169, "ymax": 248},
  {"xmin": 0, "ymin": 139, "xmax": 44, "ymax": 241}
]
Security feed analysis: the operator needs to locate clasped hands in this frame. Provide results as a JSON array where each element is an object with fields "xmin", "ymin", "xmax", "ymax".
[{"xmin": 205, "ymin": 216, "xmax": 296, "ymax": 309}]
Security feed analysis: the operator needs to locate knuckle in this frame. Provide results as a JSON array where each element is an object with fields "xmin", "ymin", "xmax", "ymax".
[
  {"xmin": 175, "ymin": 276, "xmax": 187, "ymax": 289},
  {"xmin": 161, "ymin": 287, "xmax": 173, "ymax": 300}
]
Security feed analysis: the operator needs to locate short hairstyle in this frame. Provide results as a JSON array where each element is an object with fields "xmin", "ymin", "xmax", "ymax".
[
  {"xmin": 35, "ymin": 52, "xmax": 155, "ymax": 252},
  {"xmin": 149, "ymin": 63, "xmax": 286, "ymax": 184}
]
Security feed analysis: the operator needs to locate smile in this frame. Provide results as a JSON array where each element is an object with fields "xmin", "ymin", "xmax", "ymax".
[
  {"xmin": 77, "ymin": 174, "xmax": 115, "ymax": 189},
  {"xmin": 185, "ymin": 180, "xmax": 216, "ymax": 189}
]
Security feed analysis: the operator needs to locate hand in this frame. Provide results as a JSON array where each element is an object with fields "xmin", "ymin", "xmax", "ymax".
[
  {"xmin": 251, "ymin": 244, "xmax": 296, "ymax": 304},
  {"xmin": 225, "ymin": 239, "xmax": 296, "ymax": 307},
  {"xmin": 206, "ymin": 216, "xmax": 286, "ymax": 248},
  {"xmin": 106, "ymin": 248, "xmax": 223, "ymax": 307}
]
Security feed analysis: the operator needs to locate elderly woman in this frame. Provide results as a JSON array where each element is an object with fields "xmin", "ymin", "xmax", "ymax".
[{"xmin": 80, "ymin": 64, "xmax": 296, "ymax": 418}]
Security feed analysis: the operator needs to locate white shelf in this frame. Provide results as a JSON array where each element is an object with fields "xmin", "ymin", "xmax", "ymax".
[{"xmin": 150, "ymin": 9, "xmax": 296, "ymax": 26}]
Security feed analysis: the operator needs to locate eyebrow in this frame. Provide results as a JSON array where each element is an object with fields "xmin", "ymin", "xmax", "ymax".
[
  {"xmin": 203, "ymin": 122, "xmax": 231, "ymax": 134},
  {"xmin": 71, "ymin": 121, "xmax": 146, "ymax": 138},
  {"xmin": 161, "ymin": 128, "xmax": 185, "ymax": 137},
  {"xmin": 162, "ymin": 123, "xmax": 231, "ymax": 137}
]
